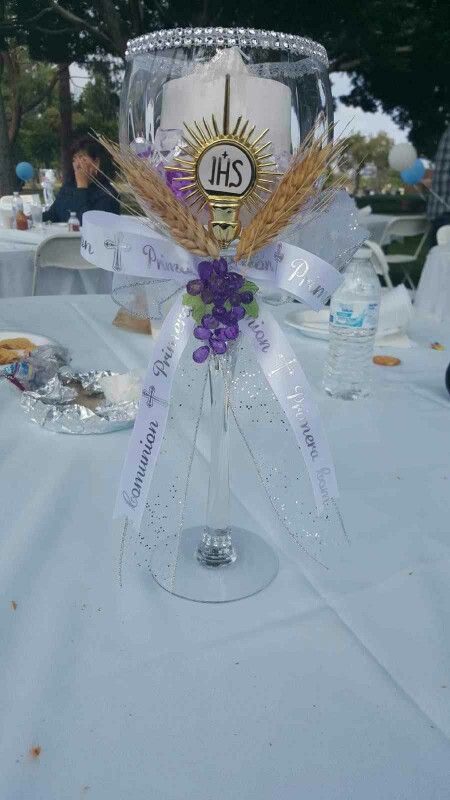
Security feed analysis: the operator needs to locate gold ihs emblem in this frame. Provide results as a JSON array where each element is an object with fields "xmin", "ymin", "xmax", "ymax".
[{"xmin": 167, "ymin": 75, "xmax": 280, "ymax": 247}]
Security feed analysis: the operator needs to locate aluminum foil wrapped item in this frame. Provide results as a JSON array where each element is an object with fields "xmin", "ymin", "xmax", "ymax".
[
  {"xmin": 30, "ymin": 374, "xmax": 77, "ymax": 403},
  {"xmin": 1, "ymin": 344, "xmax": 71, "ymax": 390},
  {"xmin": 59, "ymin": 367, "xmax": 115, "ymax": 395},
  {"xmin": 98, "ymin": 369, "xmax": 144, "ymax": 404},
  {"xmin": 21, "ymin": 369, "xmax": 138, "ymax": 435}
]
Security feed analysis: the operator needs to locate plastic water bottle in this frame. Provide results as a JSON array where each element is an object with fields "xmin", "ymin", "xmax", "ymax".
[
  {"xmin": 68, "ymin": 211, "xmax": 80, "ymax": 232},
  {"xmin": 323, "ymin": 249, "xmax": 381, "ymax": 399}
]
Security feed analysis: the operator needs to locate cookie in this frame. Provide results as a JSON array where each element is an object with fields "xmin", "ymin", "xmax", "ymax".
[
  {"xmin": 0, "ymin": 337, "xmax": 36, "ymax": 351},
  {"xmin": 0, "ymin": 348, "xmax": 20, "ymax": 364},
  {"xmin": 373, "ymin": 355, "xmax": 401, "ymax": 366}
]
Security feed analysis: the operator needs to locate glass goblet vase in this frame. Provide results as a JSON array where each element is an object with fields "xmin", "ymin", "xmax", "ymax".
[
  {"xmin": 119, "ymin": 27, "xmax": 333, "ymax": 601},
  {"xmin": 163, "ymin": 343, "xmax": 279, "ymax": 603}
]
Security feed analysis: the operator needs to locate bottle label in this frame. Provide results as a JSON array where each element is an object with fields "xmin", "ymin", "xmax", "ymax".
[{"xmin": 330, "ymin": 301, "xmax": 379, "ymax": 330}]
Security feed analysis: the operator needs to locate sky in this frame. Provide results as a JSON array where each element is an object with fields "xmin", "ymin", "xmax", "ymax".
[
  {"xmin": 70, "ymin": 65, "xmax": 409, "ymax": 144},
  {"xmin": 332, "ymin": 73, "xmax": 408, "ymax": 142}
]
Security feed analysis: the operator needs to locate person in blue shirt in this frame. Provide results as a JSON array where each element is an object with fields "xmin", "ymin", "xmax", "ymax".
[{"xmin": 43, "ymin": 136, "xmax": 120, "ymax": 223}]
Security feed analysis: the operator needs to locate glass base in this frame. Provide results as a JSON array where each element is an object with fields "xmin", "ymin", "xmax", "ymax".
[
  {"xmin": 324, "ymin": 386, "xmax": 370, "ymax": 400},
  {"xmin": 152, "ymin": 527, "xmax": 279, "ymax": 603}
]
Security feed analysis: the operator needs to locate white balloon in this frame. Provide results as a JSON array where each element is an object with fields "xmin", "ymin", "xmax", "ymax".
[{"xmin": 388, "ymin": 143, "xmax": 417, "ymax": 172}]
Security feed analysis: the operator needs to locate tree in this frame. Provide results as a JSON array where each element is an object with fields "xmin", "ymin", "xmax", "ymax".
[
  {"xmin": 4, "ymin": 1, "xmax": 100, "ymax": 181},
  {"xmin": 0, "ymin": 44, "xmax": 58, "ymax": 193},
  {"xmin": 15, "ymin": 67, "xmax": 120, "ymax": 170},
  {"xmin": 335, "ymin": 0, "xmax": 450, "ymax": 157},
  {"xmin": 3, "ymin": 0, "xmax": 450, "ymax": 158},
  {"xmin": 342, "ymin": 132, "xmax": 398, "ymax": 194},
  {"xmin": 75, "ymin": 67, "xmax": 120, "ymax": 142}
]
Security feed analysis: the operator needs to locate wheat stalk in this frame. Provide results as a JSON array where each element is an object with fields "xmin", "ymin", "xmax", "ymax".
[
  {"xmin": 96, "ymin": 135, "xmax": 219, "ymax": 258},
  {"xmin": 236, "ymin": 131, "xmax": 347, "ymax": 262}
]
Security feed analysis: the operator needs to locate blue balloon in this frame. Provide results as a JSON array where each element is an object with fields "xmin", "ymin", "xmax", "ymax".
[
  {"xmin": 15, "ymin": 161, "xmax": 34, "ymax": 181},
  {"xmin": 400, "ymin": 158, "xmax": 425, "ymax": 185}
]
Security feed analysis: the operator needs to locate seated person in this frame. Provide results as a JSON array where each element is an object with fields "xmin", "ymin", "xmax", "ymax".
[{"xmin": 43, "ymin": 137, "xmax": 120, "ymax": 223}]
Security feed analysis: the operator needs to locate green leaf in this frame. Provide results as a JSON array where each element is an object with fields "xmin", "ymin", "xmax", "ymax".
[
  {"xmin": 183, "ymin": 293, "xmax": 206, "ymax": 323},
  {"xmin": 192, "ymin": 301, "xmax": 213, "ymax": 325},
  {"xmin": 192, "ymin": 306, "xmax": 204, "ymax": 324},
  {"xmin": 244, "ymin": 299, "xmax": 259, "ymax": 319},
  {"xmin": 241, "ymin": 280, "xmax": 259, "ymax": 294},
  {"xmin": 182, "ymin": 293, "xmax": 198, "ymax": 308},
  {"xmin": 224, "ymin": 300, "xmax": 232, "ymax": 311}
]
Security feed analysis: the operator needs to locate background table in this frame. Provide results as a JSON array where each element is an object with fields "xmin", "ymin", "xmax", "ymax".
[
  {"xmin": 0, "ymin": 225, "xmax": 112, "ymax": 297},
  {"xmin": 1, "ymin": 294, "xmax": 450, "ymax": 799},
  {"xmin": 415, "ymin": 244, "xmax": 450, "ymax": 322}
]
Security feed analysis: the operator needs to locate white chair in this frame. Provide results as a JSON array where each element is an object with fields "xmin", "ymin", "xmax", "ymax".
[
  {"xmin": 362, "ymin": 239, "xmax": 394, "ymax": 288},
  {"xmin": 32, "ymin": 234, "xmax": 95, "ymax": 295},
  {"xmin": 436, "ymin": 225, "xmax": 450, "ymax": 246},
  {"xmin": 358, "ymin": 205, "xmax": 373, "ymax": 216},
  {"xmin": 379, "ymin": 215, "xmax": 430, "ymax": 289}
]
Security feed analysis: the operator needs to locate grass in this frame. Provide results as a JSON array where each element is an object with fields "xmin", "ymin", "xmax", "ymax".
[{"xmin": 383, "ymin": 233, "xmax": 432, "ymax": 287}]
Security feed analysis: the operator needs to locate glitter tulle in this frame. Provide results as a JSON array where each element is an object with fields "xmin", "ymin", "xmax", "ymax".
[{"xmin": 120, "ymin": 337, "xmax": 347, "ymax": 592}]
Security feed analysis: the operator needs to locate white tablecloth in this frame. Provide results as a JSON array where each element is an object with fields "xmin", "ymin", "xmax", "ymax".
[
  {"xmin": 415, "ymin": 244, "xmax": 450, "ymax": 322},
  {"xmin": 1, "ymin": 295, "xmax": 450, "ymax": 799},
  {"xmin": 0, "ymin": 226, "xmax": 112, "ymax": 297}
]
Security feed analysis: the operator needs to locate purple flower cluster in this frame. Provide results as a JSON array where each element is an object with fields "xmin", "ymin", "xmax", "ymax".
[{"xmin": 187, "ymin": 258, "xmax": 254, "ymax": 363}]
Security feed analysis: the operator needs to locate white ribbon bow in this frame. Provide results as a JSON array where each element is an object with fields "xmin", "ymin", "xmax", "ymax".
[
  {"xmin": 81, "ymin": 210, "xmax": 341, "ymax": 527},
  {"xmin": 82, "ymin": 211, "xmax": 344, "ymax": 311}
]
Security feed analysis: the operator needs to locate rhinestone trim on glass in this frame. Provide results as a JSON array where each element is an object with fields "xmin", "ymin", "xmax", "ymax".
[{"xmin": 125, "ymin": 27, "xmax": 328, "ymax": 66}]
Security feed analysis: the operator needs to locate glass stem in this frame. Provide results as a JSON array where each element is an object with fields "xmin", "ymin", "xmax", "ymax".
[{"xmin": 197, "ymin": 347, "xmax": 237, "ymax": 567}]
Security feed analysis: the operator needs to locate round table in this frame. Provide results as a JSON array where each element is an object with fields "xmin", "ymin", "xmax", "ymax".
[
  {"xmin": 0, "ymin": 224, "xmax": 112, "ymax": 297},
  {"xmin": 1, "ymin": 294, "xmax": 449, "ymax": 799}
]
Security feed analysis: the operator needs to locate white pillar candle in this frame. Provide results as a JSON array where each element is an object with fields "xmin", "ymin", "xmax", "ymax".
[{"xmin": 160, "ymin": 48, "xmax": 292, "ymax": 155}]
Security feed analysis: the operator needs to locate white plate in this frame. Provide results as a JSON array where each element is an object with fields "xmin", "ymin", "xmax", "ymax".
[
  {"xmin": 291, "ymin": 324, "xmax": 329, "ymax": 340},
  {"xmin": 0, "ymin": 330, "xmax": 58, "ymax": 348},
  {"xmin": 284, "ymin": 311, "xmax": 329, "ymax": 340},
  {"xmin": 284, "ymin": 315, "xmax": 410, "ymax": 350}
]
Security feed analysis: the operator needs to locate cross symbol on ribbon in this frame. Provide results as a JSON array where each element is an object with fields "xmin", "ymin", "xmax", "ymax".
[
  {"xmin": 142, "ymin": 385, "xmax": 168, "ymax": 408},
  {"xmin": 269, "ymin": 353, "xmax": 297, "ymax": 377},
  {"xmin": 104, "ymin": 232, "xmax": 131, "ymax": 271}
]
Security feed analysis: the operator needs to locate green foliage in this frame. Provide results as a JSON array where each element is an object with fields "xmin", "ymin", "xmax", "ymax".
[
  {"xmin": 335, "ymin": 0, "xmax": 450, "ymax": 156},
  {"xmin": 243, "ymin": 299, "xmax": 259, "ymax": 319},
  {"xmin": 17, "ymin": 107, "xmax": 60, "ymax": 165},
  {"xmin": 182, "ymin": 293, "xmax": 213, "ymax": 324},
  {"xmin": 14, "ymin": 65, "xmax": 120, "ymax": 169},
  {"xmin": 76, "ymin": 70, "xmax": 120, "ymax": 139},
  {"xmin": 339, "ymin": 132, "xmax": 403, "ymax": 194},
  {"xmin": 241, "ymin": 280, "xmax": 259, "ymax": 294},
  {"xmin": 3, "ymin": 0, "xmax": 449, "ymax": 166},
  {"xmin": 3, "ymin": 47, "xmax": 56, "ymax": 117}
]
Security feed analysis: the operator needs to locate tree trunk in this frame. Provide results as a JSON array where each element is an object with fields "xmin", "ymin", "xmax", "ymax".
[
  {"xmin": 0, "ymin": 77, "xmax": 14, "ymax": 195},
  {"xmin": 58, "ymin": 63, "xmax": 73, "ymax": 183}
]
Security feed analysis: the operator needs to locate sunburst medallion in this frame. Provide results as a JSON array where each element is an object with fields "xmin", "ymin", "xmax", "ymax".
[{"xmin": 166, "ymin": 74, "xmax": 280, "ymax": 247}]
